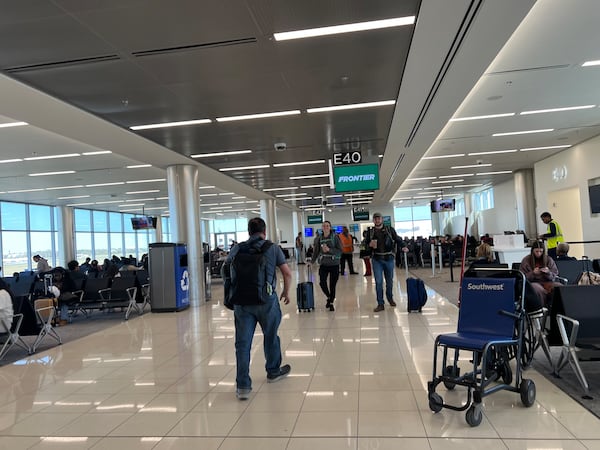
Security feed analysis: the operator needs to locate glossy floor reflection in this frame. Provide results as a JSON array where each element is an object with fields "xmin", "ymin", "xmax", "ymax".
[{"xmin": 1, "ymin": 264, "xmax": 599, "ymax": 449}]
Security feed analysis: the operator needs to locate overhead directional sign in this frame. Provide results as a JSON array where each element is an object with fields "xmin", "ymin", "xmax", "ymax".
[{"xmin": 307, "ymin": 215, "xmax": 323, "ymax": 224}]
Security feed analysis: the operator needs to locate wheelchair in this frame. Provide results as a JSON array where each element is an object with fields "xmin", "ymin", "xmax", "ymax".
[{"xmin": 427, "ymin": 268, "xmax": 536, "ymax": 427}]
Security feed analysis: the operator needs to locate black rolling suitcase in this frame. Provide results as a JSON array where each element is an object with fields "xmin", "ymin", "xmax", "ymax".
[
  {"xmin": 407, "ymin": 277, "xmax": 427, "ymax": 312},
  {"xmin": 296, "ymin": 265, "xmax": 315, "ymax": 312}
]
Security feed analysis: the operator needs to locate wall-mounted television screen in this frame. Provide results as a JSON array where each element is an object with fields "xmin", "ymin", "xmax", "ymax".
[
  {"xmin": 131, "ymin": 216, "xmax": 157, "ymax": 230},
  {"xmin": 430, "ymin": 199, "xmax": 455, "ymax": 212},
  {"xmin": 333, "ymin": 225, "xmax": 344, "ymax": 234},
  {"xmin": 304, "ymin": 227, "xmax": 314, "ymax": 238},
  {"xmin": 589, "ymin": 184, "xmax": 600, "ymax": 214}
]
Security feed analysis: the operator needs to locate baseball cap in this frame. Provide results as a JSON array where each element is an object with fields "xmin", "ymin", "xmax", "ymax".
[{"xmin": 373, "ymin": 212, "xmax": 382, "ymax": 219}]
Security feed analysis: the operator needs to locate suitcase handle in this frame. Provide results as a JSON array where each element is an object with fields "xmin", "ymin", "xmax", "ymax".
[{"xmin": 307, "ymin": 263, "xmax": 312, "ymax": 280}]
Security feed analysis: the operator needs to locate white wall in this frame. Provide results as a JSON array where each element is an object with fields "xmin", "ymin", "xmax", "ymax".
[
  {"xmin": 276, "ymin": 209, "xmax": 294, "ymax": 244},
  {"xmin": 534, "ymin": 135, "xmax": 600, "ymax": 256}
]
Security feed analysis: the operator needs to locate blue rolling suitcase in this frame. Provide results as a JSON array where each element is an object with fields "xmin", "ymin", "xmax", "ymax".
[
  {"xmin": 296, "ymin": 265, "xmax": 315, "ymax": 312},
  {"xmin": 407, "ymin": 277, "xmax": 427, "ymax": 312}
]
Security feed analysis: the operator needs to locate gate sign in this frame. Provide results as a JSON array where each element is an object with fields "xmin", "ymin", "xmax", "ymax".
[
  {"xmin": 333, "ymin": 163, "xmax": 379, "ymax": 193},
  {"xmin": 307, "ymin": 215, "xmax": 323, "ymax": 224},
  {"xmin": 333, "ymin": 151, "xmax": 362, "ymax": 165}
]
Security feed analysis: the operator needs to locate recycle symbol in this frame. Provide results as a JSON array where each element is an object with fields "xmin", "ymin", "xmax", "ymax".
[{"xmin": 180, "ymin": 270, "xmax": 190, "ymax": 291}]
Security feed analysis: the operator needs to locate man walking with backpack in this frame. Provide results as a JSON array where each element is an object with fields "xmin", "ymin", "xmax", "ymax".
[
  {"xmin": 366, "ymin": 212, "xmax": 406, "ymax": 312},
  {"xmin": 223, "ymin": 217, "xmax": 292, "ymax": 400}
]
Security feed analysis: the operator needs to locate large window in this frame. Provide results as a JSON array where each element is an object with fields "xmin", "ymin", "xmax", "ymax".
[
  {"xmin": 394, "ymin": 205, "xmax": 433, "ymax": 239},
  {"xmin": 0, "ymin": 200, "xmax": 163, "ymax": 272},
  {"xmin": 473, "ymin": 188, "xmax": 494, "ymax": 211}
]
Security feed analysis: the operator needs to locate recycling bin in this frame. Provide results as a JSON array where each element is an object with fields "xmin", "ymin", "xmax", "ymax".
[{"xmin": 149, "ymin": 242, "xmax": 190, "ymax": 312}]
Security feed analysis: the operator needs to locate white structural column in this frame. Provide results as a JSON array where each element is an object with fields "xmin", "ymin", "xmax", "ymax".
[
  {"xmin": 153, "ymin": 218, "xmax": 163, "ymax": 243},
  {"xmin": 57, "ymin": 206, "xmax": 75, "ymax": 267},
  {"xmin": 514, "ymin": 169, "xmax": 536, "ymax": 239},
  {"xmin": 167, "ymin": 165, "xmax": 204, "ymax": 305},
  {"xmin": 260, "ymin": 199, "xmax": 278, "ymax": 242}
]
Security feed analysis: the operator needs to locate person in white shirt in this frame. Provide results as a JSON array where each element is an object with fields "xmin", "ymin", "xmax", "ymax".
[{"xmin": 0, "ymin": 279, "xmax": 15, "ymax": 333}]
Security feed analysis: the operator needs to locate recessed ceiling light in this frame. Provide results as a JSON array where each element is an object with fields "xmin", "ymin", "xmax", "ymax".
[
  {"xmin": 406, "ymin": 176, "xmax": 437, "ymax": 181},
  {"xmin": 86, "ymin": 182, "xmax": 125, "ymax": 187},
  {"xmin": 130, "ymin": 118, "xmax": 211, "ymax": 130},
  {"xmin": 218, "ymin": 192, "xmax": 234, "ymax": 195},
  {"xmin": 0, "ymin": 158, "xmax": 23, "ymax": 164},
  {"xmin": 199, "ymin": 193, "xmax": 218, "ymax": 197},
  {"xmin": 24, "ymin": 153, "xmax": 80, "ymax": 161},
  {"xmin": 219, "ymin": 164, "xmax": 270, "ymax": 172},
  {"xmin": 306, "ymin": 100, "xmax": 395, "ymax": 114},
  {"xmin": 519, "ymin": 145, "xmax": 571, "ymax": 152},
  {"xmin": 476, "ymin": 171, "xmax": 512, "ymax": 175},
  {"xmin": 126, "ymin": 190, "xmax": 160, "ymax": 195},
  {"xmin": 433, "ymin": 179, "xmax": 463, "ymax": 184},
  {"xmin": 28, "ymin": 170, "xmax": 76, "ymax": 176},
  {"xmin": 582, "ymin": 60, "xmax": 600, "ymax": 67},
  {"xmin": 272, "ymin": 160, "xmax": 325, "ymax": 167},
  {"xmin": 451, "ymin": 164, "xmax": 492, "ymax": 169},
  {"xmin": 275, "ymin": 193, "xmax": 306, "ymax": 198},
  {"xmin": 449, "ymin": 112, "xmax": 514, "ymax": 122},
  {"xmin": 46, "ymin": 185, "xmax": 84, "ymax": 190},
  {"xmin": 467, "ymin": 150, "xmax": 517, "ymax": 156},
  {"xmin": 492, "ymin": 129, "xmax": 553, "ymax": 137},
  {"xmin": 273, "ymin": 16, "xmax": 415, "ymax": 41},
  {"xmin": 155, "ymin": 197, "xmax": 168, "ymax": 200},
  {"xmin": 95, "ymin": 200, "xmax": 122, "ymax": 204},
  {"xmin": 83, "ymin": 151, "xmax": 112, "ymax": 155},
  {"xmin": 425, "ymin": 186, "xmax": 452, "ymax": 190},
  {"xmin": 126, "ymin": 164, "xmax": 152, "ymax": 169},
  {"xmin": 397, "ymin": 188, "xmax": 423, "ymax": 192},
  {"xmin": 289, "ymin": 174, "xmax": 329, "ymax": 180},
  {"xmin": 126, "ymin": 198, "xmax": 155, "ymax": 202},
  {"xmin": 454, "ymin": 184, "xmax": 483, "ymax": 188},
  {"xmin": 0, "ymin": 121, "xmax": 28, "ymax": 128},
  {"xmin": 220, "ymin": 201, "xmax": 246, "ymax": 205},
  {"xmin": 67, "ymin": 202, "xmax": 96, "ymax": 206},
  {"xmin": 439, "ymin": 174, "xmax": 473, "ymax": 178},
  {"xmin": 422, "ymin": 153, "xmax": 465, "ymax": 159},
  {"xmin": 58, "ymin": 195, "xmax": 90, "ymax": 200},
  {"xmin": 216, "ymin": 110, "xmax": 301, "ymax": 123},
  {"xmin": 263, "ymin": 187, "xmax": 299, "ymax": 192},
  {"xmin": 300, "ymin": 183, "xmax": 331, "ymax": 188},
  {"xmin": 520, "ymin": 105, "xmax": 595, "ymax": 115},
  {"xmin": 126, "ymin": 179, "xmax": 166, "ymax": 184},
  {"xmin": 199, "ymin": 185, "xmax": 216, "ymax": 189},
  {"xmin": 7, "ymin": 188, "xmax": 44, "ymax": 193},
  {"xmin": 191, "ymin": 150, "xmax": 252, "ymax": 158},
  {"xmin": 201, "ymin": 203, "xmax": 219, "ymax": 207}
]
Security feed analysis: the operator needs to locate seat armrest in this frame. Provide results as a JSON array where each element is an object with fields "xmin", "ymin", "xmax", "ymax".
[
  {"xmin": 556, "ymin": 314, "xmax": 580, "ymax": 347},
  {"xmin": 98, "ymin": 287, "xmax": 112, "ymax": 300}
]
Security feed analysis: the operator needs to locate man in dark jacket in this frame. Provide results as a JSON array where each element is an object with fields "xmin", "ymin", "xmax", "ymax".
[{"xmin": 366, "ymin": 213, "xmax": 405, "ymax": 312}]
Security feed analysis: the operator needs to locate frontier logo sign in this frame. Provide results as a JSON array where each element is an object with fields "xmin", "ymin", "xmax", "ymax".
[{"xmin": 333, "ymin": 163, "xmax": 380, "ymax": 193}]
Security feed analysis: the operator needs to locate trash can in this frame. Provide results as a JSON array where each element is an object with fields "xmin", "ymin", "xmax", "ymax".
[{"xmin": 149, "ymin": 243, "xmax": 190, "ymax": 312}]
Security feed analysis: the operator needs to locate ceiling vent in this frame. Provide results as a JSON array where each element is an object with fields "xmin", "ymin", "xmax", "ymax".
[
  {"xmin": 5, "ymin": 54, "xmax": 120, "ymax": 73},
  {"xmin": 132, "ymin": 37, "xmax": 257, "ymax": 58}
]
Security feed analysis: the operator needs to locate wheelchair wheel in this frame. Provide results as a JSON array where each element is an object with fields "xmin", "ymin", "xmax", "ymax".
[
  {"xmin": 443, "ymin": 365, "xmax": 457, "ymax": 390},
  {"xmin": 520, "ymin": 379, "xmax": 536, "ymax": 407},
  {"xmin": 465, "ymin": 405, "xmax": 482, "ymax": 427},
  {"xmin": 428, "ymin": 392, "xmax": 443, "ymax": 413}
]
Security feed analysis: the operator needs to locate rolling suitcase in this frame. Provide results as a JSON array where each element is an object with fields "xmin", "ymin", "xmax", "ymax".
[
  {"xmin": 407, "ymin": 277, "xmax": 427, "ymax": 312},
  {"xmin": 296, "ymin": 265, "xmax": 315, "ymax": 312}
]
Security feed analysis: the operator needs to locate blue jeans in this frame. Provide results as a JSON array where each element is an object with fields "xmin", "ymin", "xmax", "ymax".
[
  {"xmin": 234, "ymin": 299, "xmax": 282, "ymax": 390},
  {"xmin": 372, "ymin": 257, "xmax": 395, "ymax": 305}
]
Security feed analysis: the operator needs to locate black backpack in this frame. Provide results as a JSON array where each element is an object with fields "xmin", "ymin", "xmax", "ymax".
[{"xmin": 228, "ymin": 240, "xmax": 274, "ymax": 306}]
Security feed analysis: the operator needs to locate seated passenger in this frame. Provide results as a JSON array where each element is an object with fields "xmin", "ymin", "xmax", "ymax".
[
  {"xmin": 555, "ymin": 242, "xmax": 576, "ymax": 261},
  {"xmin": 468, "ymin": 242, "xmax": 498, "ymax": 269},
  {"xmin": 0, "ymin": 278, "xmax": 15, "ymax": 333},
  {"xmin": 519, "ymin": 241, "xmax": 559, "ymax": 306}
]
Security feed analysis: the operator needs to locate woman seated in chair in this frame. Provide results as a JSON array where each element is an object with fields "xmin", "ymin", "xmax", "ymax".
[
  {"xmin": 468, "ymin": 242, "xmax": 498, "ymax": 269},
  {"xmin": 519, "ymin": 241, "xmax": 559, "ymax": 307}
]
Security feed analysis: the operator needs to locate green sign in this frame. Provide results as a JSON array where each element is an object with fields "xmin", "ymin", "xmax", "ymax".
[
  {"xmin": 307, "ymin": 215, "xmax": 323, "ymax": 224},
  {"xmin": 383, "ymin": 215, "xmax": 392, "ymax": 226},
  {"xmin": 333, "ymin": 163, "xmax": 380, "ymax": 193}
]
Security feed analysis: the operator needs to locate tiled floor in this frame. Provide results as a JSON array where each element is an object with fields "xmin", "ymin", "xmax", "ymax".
[{"xmin": 1, "ymin": 264, "xmax": 600, "ymax": 449}]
